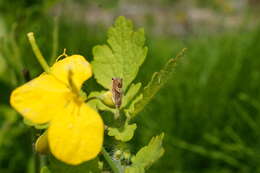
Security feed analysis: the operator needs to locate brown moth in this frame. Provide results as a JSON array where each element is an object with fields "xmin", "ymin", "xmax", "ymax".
[{"xmin": 112, "ymin": 78, "xmax": 123, "ymax": 108}]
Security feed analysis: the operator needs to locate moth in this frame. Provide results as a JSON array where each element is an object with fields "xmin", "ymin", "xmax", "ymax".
[{"xmin": 112, "ymin": 78, "xmax": 123, "ymax": 109}]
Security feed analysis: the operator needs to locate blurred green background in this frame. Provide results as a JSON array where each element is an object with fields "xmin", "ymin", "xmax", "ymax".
[{"xmin": 0, "ymin": 0, "xmax": 260, "ymax": 172}]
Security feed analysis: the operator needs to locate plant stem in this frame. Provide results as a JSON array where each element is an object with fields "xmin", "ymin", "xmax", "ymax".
[
  {"xmin": 50, "ymin": 17, "xmax": 59, "ymax": 64},
  {"xmin": 85, "ymin": 96, "xmax": 99, "ymax": 102},
  {"xmin": 102, "ymin": 147, "xmax": 120, "ymax": 173},
  {"xmin": 27, "ymin": 32, "xmax": 50, "ymax": 73},
  {"xmin": 34, "ymin": 152, "xmax": 40, "ymax": 173}
]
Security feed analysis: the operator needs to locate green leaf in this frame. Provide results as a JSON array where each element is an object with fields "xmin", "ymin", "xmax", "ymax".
[
  {"xmin": 122, "ymin": 83, "xmax": 142, "ymax": 108},
  {"xmin": 92, "ymin": 16, "xmax": 148, "ymax": 90},
  {"xmin": 129, "ymin": 48, "xmax": 186, "ymax": 117},
  {"xmin": 49, "ymin": 155, "xmax": 100, "ymax": 173},
  {"xmin": 125, "ymin": 166, "xmax": 144, "ymax": 173},
  {"xmin": 124, "ymin": 134, "xmax": 164, "ymax": 172},
  {"xmin": 131, "ymin": 133, "xmax": 165, "ymax": 169},
  {"xmin": 124, "ymin": 94, "xmax": 143, "ymax": 118},
  {"xmin": 108, "ymin": 123, "xmax": 137, "ymax": 142},
  {"xmin": 40, "ymin": 166, "xmax": 51, "ymax": 173}
]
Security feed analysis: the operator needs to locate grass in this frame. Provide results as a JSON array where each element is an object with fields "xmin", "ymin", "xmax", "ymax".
[{"xmin": 134, "ymin": 28, "xmax": 260, "ymax": 172}]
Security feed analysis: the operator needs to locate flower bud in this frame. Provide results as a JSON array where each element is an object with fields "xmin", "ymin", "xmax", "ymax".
[
  {"xmin": 35, "ymin": 132, "xmax": 49, "ymax": 154},
  {"xmin": 114, "ymin": 149, "xmax": 122, "ymax": 160},
  {"xmin": 100, "ymin": 91, "xmax": 115, "ymax": 108}
]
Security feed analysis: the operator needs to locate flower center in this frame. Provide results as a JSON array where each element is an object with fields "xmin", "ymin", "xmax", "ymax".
[{"xmin": 71, "ymin": 89, "xmax": 87, "ymax": 105}]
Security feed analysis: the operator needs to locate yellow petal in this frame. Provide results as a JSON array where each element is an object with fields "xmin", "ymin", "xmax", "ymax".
[
  {"xmin": 50, "ymin": 55, "xmax": 92, "ymax": 90},
  {"xmin": 10, "ymin": 74, "xmax": 70, "ymax": 124},
  {"xmin": 48, "ymin": 102, "xmax": 104, "ymax": 165}
]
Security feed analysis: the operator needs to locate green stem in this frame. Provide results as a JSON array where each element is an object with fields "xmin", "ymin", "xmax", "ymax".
[
  {"xmin": 27, "ymin": 32, "xmax": 50, "ymax": 73},
  {"xmin": 50, "ymin": 17, "xmax": 59, "ymax": 64},
  {"xmin": 115, "ymin": 108, "xmax": 120, "ymax": 119},
  {"xmin": 34, "ymin": 149, "xmax": 47, "ymax": 173},
  {"xmin": 85, "ymin": 96, "xmax": 99, "ymax": 103},
  {"xmin": 102, "ymin": 147, "xmax": 120, "ymax": 173},
  {"xmin": 34, "ymin": 152, "xmax": 40, "ymax": 173}
]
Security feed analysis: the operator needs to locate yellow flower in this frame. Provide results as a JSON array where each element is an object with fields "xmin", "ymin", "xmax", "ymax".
[{"xmin": 10, "ymin": 55, "xmax": 104, "ymax": 165}]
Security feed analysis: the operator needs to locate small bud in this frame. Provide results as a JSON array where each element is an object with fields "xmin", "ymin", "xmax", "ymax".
[
  {"xmin": 35, "ymin": 131, "xmax": 49, "ymax": 154},
  {"xmin": 113, "ymin": 150, "xmax": 122, "ymax": 160},
  {"xmin": 100, "ymin": 91, "xmax": 115, "ymax": 108}
]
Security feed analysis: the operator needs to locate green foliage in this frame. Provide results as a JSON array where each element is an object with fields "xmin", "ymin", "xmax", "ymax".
[
  {"xmin": 1, "ymin": 1, "xmax": 260, "ymax": 173},
  {"xmin": 135, "ymin": 29, "xmax": 260, "ymax": 172},
  {"xmin": 92, "ymin": 16, "xmax": 148, "ymax": 90},
  {"xmin": 40, "ymin": 166, "xmax": 51, "ymax": 173},
  {"xmin": 49, "ymin": 156, "xmax": 100, "ymax": 173},
  {"xmin": 126, "ymin": 48, "xmax": 186, "ymax": 118},
  {"xmin": 125, "ymin": 166, "xmax": 144, "ymax": 173},
  {"xmin": 87, "ymin": 91, "xmax": 116, "ymax": 113},
  {"xmin": 122, "ymin": 83, "xmax": 142, "ymax": 108},
  {"xmin": 0, "ymin": 105, "xmax": 17, "ymax": 123},
  {"xmin": 88, "ymin": 82, "xmax": 142, "ymax": 113},
  {"xmin": 89, "ymin": 16, "xmax": 166, "ymax": 172},
  {"xmin": 108, "ymin": 123, "xmax": 137, "ymax": 142},
  {"xmin": 125, "ymin": 133, "xmax": 164, "ymax": 172},
  {"xmin": 0, "ymin": 52, "xmax": 7, "ymax": 76}
]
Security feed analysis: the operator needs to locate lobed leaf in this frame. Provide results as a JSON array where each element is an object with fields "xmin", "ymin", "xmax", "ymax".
[
  {"xmin": 128, "ymin": 48, "xmax": 186, "ymax": 117},
  {"xmin": 92, "ymin": 16, "xmax": 147, "ymax": 91},
  {"xmin": 125, "ymin": 133, "xmax": 165, "ymax": 172},
  {"xmin": 108, "ymin": 123, "xmax": 137, "ymax": 142}
]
